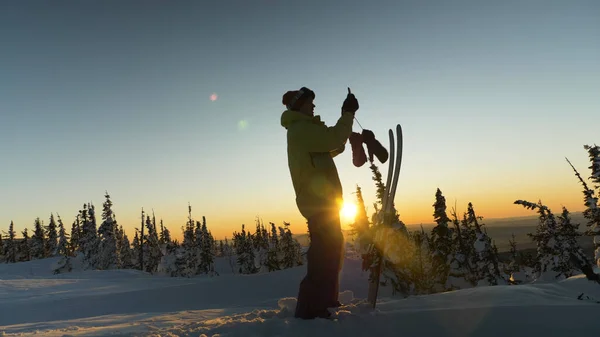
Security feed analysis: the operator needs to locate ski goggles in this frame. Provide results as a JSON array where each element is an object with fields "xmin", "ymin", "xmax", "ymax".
[{"xmin": 286, "ymin": 87, "xmax": 315, "ymax": 110}]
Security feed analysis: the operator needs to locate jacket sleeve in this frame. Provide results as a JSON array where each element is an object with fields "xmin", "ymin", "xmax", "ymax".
[
  {"xmin": 331, "ymin": 143, "xmax": 345, "ymax": 157},
  {"xmin": 291, "ymin": 112, "xmax": 354, "ymax": 153}
]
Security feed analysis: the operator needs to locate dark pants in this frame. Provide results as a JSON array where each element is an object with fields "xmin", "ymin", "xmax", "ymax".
[{"xmin": 294, "ymin": 210, "xmax": 345, "ymax": 319}]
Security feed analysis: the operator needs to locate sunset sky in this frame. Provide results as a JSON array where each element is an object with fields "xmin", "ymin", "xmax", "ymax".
[{"xmin": 1, "ymin": 1, "xmax": 599, "ymax": 241}]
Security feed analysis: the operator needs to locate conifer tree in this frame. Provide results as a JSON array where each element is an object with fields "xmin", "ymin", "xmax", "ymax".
[
  {"xmin": 0, "ymin": 233, "xmax": 3, "ymax": 262},
  {"xmin": 198, "ymin": 216, "xmax": 216, "ymax": 275},
  {"xmin": 5, "ymin": 221, "xmax": 17, "ymax": 263},
  {"xmin": 159, "ymin": 219, "xmax": 171, "ymax": 244},
  {"xmin": 31, "ymin": 217, "xmax": 46, "ymax": 259},
  {"xmin": 98, "ymin": 192, "xmax": 119, "ymax": 269},
  {"xmin": 56, "ymin": 214, "xmax": 70, "ymax": 257},
  {"xmin": 515, "ymin": 200, "xmax": 569, "ymax": 281},
  {"xmin": 235, "ymin": 224, "xmax": 258, "ymax": 274},
  {"xmin": 266, "ymin": 222, "xmax": 281, "ymax": 271},
  {"xmin": 20, "ymin": 228, "xmax": 31, "ymax": 262},
  {"xmin": 505, "ymin": 233, "xmax": 523, "ymax": 284},
  {"xmin": 175, "ymin": 204, "xmax": 197, "ymax": 277},
  {"xmin": 142, "ymin": 214, "xmax": 162, "ymax": 273},
  {"xmin": 429, "ymin": 188, "xmax": 454, "ymax": 291},
  {"xmin": 566, "ymin": 149, "xmax": 600, "ymax": 267},
  {"xmin": 80, "ymin": 203, "xmax": 100, "ymax": 269},
  {"xmin": 70, "ymin": 214, "xmax": 82, "ymax": 253},
  {"xmin": 119, "ymin": 226, "xmax": 134, "ymax": 269},
  {"xmin": 223, "ymin": 237, "xmax": 236, "ymax": 273},
  {"xmin": 131, "ymin": 228, "xmax": 141, "ymax": 268},
  {"xmin": 556, "ymin": 207, "xmax": 595, "ymax": 279},
  {"xmin": 279, "ymin": 222, "xmax": 302, "ymax": 269},
  {"xmin": 45, "ymin": 213, "xmax": 58, "ymax": 256},
  {"xmin": 467, "ymin": 203, "xmax": 503, "ymax": 285}
]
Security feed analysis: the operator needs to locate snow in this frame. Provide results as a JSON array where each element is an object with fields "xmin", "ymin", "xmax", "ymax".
[{"xmin": 1, "ymin": 254, "xmax": 600, "ymax": 336}]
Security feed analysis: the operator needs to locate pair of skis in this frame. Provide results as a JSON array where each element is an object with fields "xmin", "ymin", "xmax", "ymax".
[{"xmin": 366, "ymin": 124, "xmax": 403, "ymax": 308}]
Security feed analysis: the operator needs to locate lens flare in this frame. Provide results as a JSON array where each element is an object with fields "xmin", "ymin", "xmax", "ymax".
[
  {"xmin": 238, "ymin": 120, "xmax": 248, "ymax": 131},
  {"xmin": 210, "ymin": 93, "xmax": 218, "ymax": 101}
]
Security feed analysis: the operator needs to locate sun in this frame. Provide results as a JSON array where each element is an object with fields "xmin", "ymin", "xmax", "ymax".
[{"xmin": 340, "ymin": 201, "xmax": 358, "ymax": 222}]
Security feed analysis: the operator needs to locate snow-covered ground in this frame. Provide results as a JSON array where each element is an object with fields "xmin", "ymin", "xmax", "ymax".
[{"xmin": 1, "ymin": 253, "xmax": 600, "ymax": 337}]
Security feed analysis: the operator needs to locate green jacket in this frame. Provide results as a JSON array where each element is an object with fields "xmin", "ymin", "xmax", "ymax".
[{"xmin": 280, "ymin": 109, "xmax": 354, "ymax": 219}]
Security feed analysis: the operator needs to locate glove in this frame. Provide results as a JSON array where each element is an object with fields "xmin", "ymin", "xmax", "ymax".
[
  {"xmin": 341, "ymin": 87, "xmax": 359, "ymax": 114},
  {"xmin": 362, "ymin": 129, "xmax": 388, "ymax": 164},
  {"xmin": 349, "ymin": 132, "xmax": 367, "ymax": 167}
]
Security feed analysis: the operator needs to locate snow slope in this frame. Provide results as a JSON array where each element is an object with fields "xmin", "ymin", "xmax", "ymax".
[{"xmin": 1, "ymin": 254, "xmax": 600, "ymax": 337}]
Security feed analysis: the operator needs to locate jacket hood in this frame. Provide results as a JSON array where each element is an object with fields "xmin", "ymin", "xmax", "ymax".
[{"xmin": 280, "ymin": 109, "xmax": 323, "ymax": 130}]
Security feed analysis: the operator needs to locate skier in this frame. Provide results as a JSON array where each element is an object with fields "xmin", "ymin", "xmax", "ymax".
[{"xmin": 280, "ymin": 87, "xmax": 359, "ymax": 319}]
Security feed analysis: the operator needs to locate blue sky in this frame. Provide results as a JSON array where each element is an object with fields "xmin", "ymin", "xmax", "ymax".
[{"xmin": 1, "ymin": 0, "xmax": 599, "ymax": 240}]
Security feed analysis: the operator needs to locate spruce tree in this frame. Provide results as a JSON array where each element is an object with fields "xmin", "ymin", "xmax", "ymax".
[
  {"xmin": 31, "ymin": 217, "xmax": 46, "ymax": 259},
  {"xmin": 159, "ymin": 219, "xmax": 171, "ymax": 244},
  {"xmin": 119, "ymin": 226, "xmax": 134, "ymax": 269},
  {"xmin": 98, "ymin": 192, "xmax": 119, "ymax": 269},
  {"xmin": 430, "ymin": 188, "xmax": 454, "ymax": 291},
  {"xmin": 505, "ymin": 233, "xmax": 523, "ymax": 284},
  {"xmin": 199, "ymin": 216, "xmax": 216, "ymax": 275},
  {"xmin": 56, "ymin": 214, "xmax": 70, "ymax": 257},
  {"xmin": 175, "ymin": 205, "xmax": 197, "ymax": 277},
  {"xmin": 467, "ymin": 203, "xmax": 503, "ymax": 286},
  {"xmin": 80, "ymin": 203, "xmax": 100, "ymax": 269},
  {"xmin": 20, "ymin": 228, "xmax": 31, "ymax": 261},
  {"xmin": 566, "ymin": 149, "xmax": 600, "ymax": 267},
  {"xmin": 556, "ymin": 206, "xmax": 596, "ymax": 279},
  {"xmin": 235, "ymin": 224, "xmax": 258, "ymax": 274},
  {"xmin": 45, "ymin": 213, "xmax": 58, "ymax": 256},
  {"xmin": 279, "ymin": 222, "xmax": 302, "ymax": 269},
  {"xmin": 515, "ymin": 200, "xmax": 567, "ymax": 281},
  {"xmin": 70, "ymin": 214, "xmax": 82, "ymax": 253},
  {"xmin": 266, "ymin": 222, "xmax": 281, "ymax": 271},
  {"xmin": 131, "ymin": 228, "xmax": 141, "ymax": 268},
  {"xmin": 5, "ymin": 221, "xmax": 17, "ymax": 263},
  {"xmin": 142, "ymin": 214, "xmax": 162, "ymax": 273}
]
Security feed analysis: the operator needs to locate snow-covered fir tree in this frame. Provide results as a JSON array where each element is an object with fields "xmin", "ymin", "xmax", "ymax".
[
  {"xmin": 222, "ymin": 237, "xmax": 236, "ymax": 273},
  {"xmin": 56, "ymin": 214, "xmax": 70, "ymax": 257},
  {"xmin": 131, "ymin": 229, "xmax": 141, "ymax": 269},
  {"xmin": 159, "ymin": 219, "xmax": 171, "ymax": 244},
  {"xmin": 235, "ymin": 224, "xmax": 258, "ymax": 274},
  {"xmin": 142, "ymin": 214, "xmax": 162, "ymax": 273},
  {"xmin": 466, "ymin": 203, "xmax": 504, "ymax": 286},
  {"xmin": 45, "ymin": 213, "xmax": 58, "ymax": 256},
  {"xmin": 70, "ymin": 215, "xmax": 82, "ymax": 253},
  {"xmin": 266, "ymin": 222, "xmax": 281, "ymax": 272},
  {"xmin": 4, "ymin": 221, "xmax": 17, "ymax": 263},
  {"xmin": 409, "ymin": 227, "xmax": 435, "ymax": 294},
  {"xmin": 173, "ymin": 205, "xmax": 198, "ymax": 277},
  {"xmin": 515, "ymin": 200, "xmax": 569, "ymax": 281},
  {"xmin": 20, "ymin": 228, "xmax": 31, "ymax": 262},
  {"xmin": 31, "ymin": 217, "xmax": 46, "ymax": 259},
  {"xmin": 505, "ymin": 233, "xmax": 523, "ymax": 284},
  {"xmin": 252, "ymin": 218, "xmax": 269, "ymax": 271},
  {"xmin": 53, "ymin": 215, "xmax": 73, "ymax": 275},
  {"xmin": 118, "ymin": 226, "xmax": 134, "ymax": 269},
  {"xmin": 566, "ymin": 147, "xmax": 600, "ymax": 267},
  {"xmin": 97, "ymin": 192, "xmax": 119, "ymax": 270},
  {"xmin": 197, "ymin": 216, "xmax": 216, "ymax": 275},
  {"xmin": 279, "ymin": 222, "xmax": 302, "ymax": 269},
  {"xmin": 79, "ymin": 203, "xmax": 100, "ymax": 269},
  {"xmin": 555, "ymin": 206, "xmax": 597, "ymax": 280},
  {"xmin": 429, "ymin": 188, "xmax": 454, "ymax": 291},
  {"xmin": 350, "ymin": 185, "xmax": 372, "ymax": 261}
]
